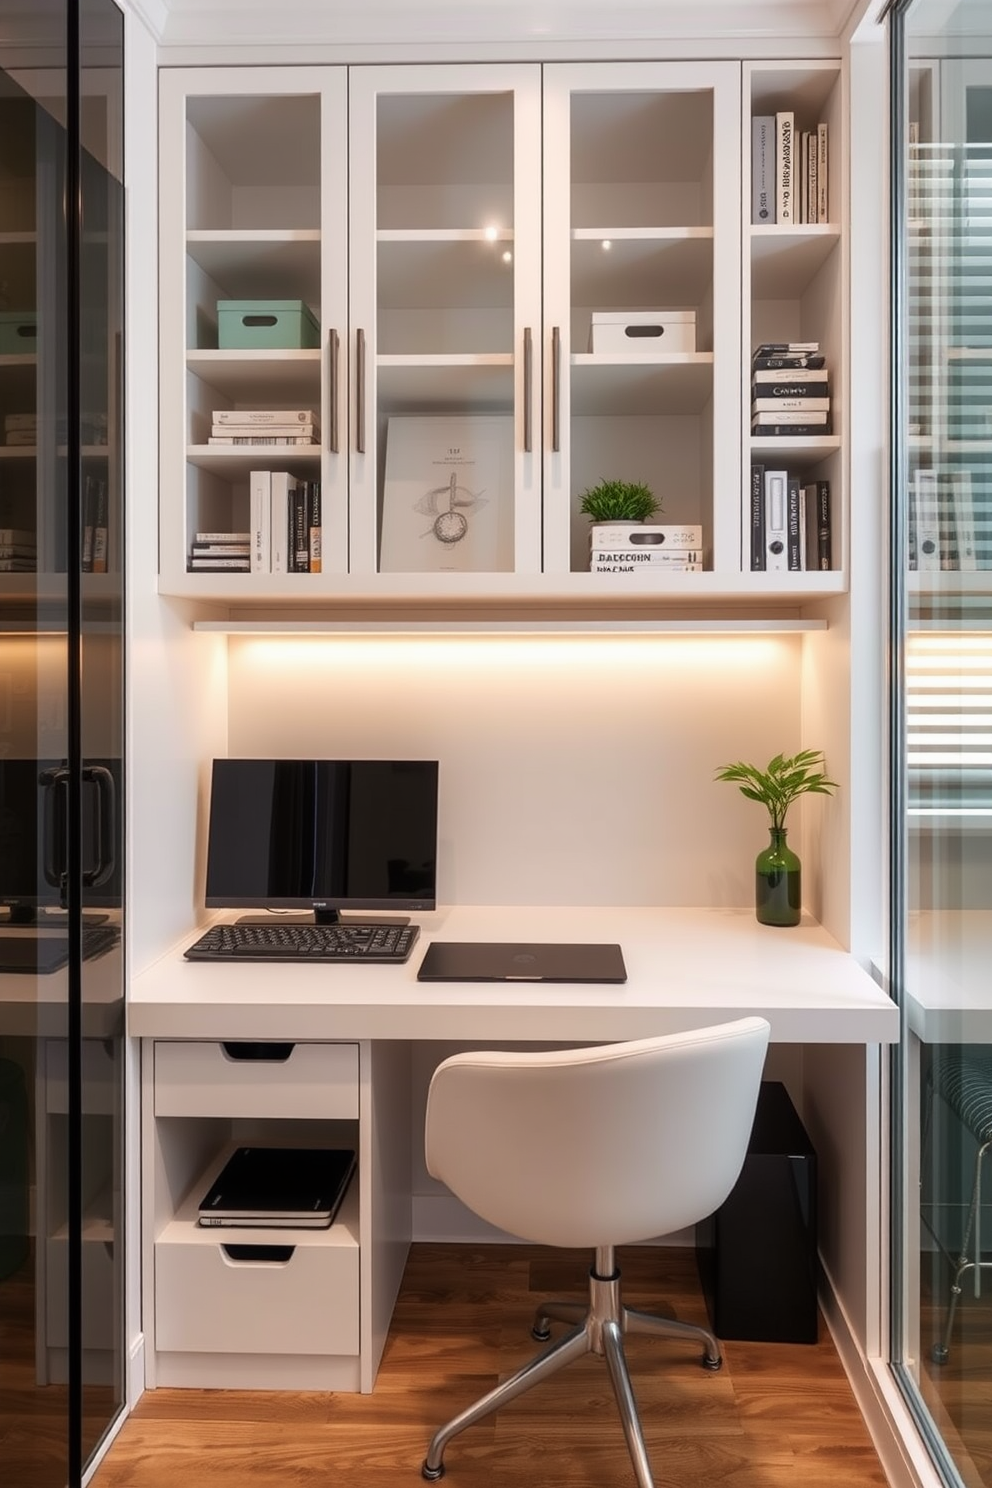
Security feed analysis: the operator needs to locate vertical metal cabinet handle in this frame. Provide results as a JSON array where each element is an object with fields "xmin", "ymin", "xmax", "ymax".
[
  {"xmin": 552, "ymin": 325, "xmax": 561, "ymax": 452},
  {"xmin": 328, "ymin": 328, "xmax": 340, "ymax": 454},
  {"xmin": 356, "ymin": 327, "xmax": 366, "ymax": 454},
  {"xmin": 523, "ymin": 326, "xmax": 533, "ymax": 453}
]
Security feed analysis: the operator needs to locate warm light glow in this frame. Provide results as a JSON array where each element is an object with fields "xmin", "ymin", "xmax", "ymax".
[
  {"xmin": 601, "ymin": 239, "xmax": 612, "ymax": 251},
  {"xmin": 502, "ymin": 250, "xmax": 512, "ymax": 264},
  {"xmin": 232, "ymin": 633, "xmax": 795, "ymax": 677},
  {"xmin": 484, "ymin": 224, "xmax": 499, "ymax": 242}
]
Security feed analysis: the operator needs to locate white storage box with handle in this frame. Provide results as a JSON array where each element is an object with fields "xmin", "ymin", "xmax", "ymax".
[{"xmin": 589, "ymin": 309, "xmax": 696, "ymax": 354}]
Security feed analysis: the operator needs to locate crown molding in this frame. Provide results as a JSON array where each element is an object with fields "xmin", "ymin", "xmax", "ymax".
[{"xmin": 153, "ymin": 0, "xmax": 849, "ymax": 51}]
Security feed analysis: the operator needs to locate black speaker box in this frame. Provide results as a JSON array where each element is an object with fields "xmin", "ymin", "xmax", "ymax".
[{"xmin": 696, "ymin": 1079, "xmax": 818, "ymax": 1343}]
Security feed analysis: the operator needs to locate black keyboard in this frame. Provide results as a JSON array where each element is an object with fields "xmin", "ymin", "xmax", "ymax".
[
  {"xmin": 184, "ymin": 921, "xmax": 421, "ymax": 964},
  {"xmin": 0, "ymin": 924, "xmax": 120, "ymax": 975}
]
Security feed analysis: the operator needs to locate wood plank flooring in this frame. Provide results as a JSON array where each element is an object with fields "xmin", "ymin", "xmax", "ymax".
[{"xmin": 91, "ymin": 1244, "xmax": 889, "ymax": 1488}]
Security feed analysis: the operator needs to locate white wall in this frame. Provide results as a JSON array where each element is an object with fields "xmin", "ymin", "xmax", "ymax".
[{"xmin": 224, "ymin": 630, "xmax": 811, "ymax": 908}]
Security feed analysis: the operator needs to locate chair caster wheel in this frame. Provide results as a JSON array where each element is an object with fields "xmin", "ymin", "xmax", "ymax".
[
  {"xmin": 703, "ymin": 1353, "xmax": 723, "ymax": 1371},
  {"xmin": 931, "ymin": 1344, "xmax": 949, "ymax": 1365},
  {"xmin": 422, "ymin": 1461, "xmax": 445, "ymax": 1481},
  {"xmin": 531, "ymin": 1324, "xmax": 551, "ymax": 1342}
]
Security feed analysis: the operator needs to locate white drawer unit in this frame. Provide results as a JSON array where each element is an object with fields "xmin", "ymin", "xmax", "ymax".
[
  {"xmin": 154, "ymin": 1039, "xmax": 359, "ymax": 1119},
  {"xmin": 142, "ymin": 1036, "xmax": 413, "ymax": 1393},
  {"xmin": 155, "ymin": 1175, "xmax": 360, "ymax": 1357}
]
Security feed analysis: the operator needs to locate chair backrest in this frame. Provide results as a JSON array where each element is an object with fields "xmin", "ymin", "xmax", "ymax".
[{"xmin": 424, "ymin": 1017, "xmax": 771, "ymax": 1250}]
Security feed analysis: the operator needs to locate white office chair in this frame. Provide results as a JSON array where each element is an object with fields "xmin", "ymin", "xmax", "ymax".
[{"xmin": 420, "ymin": 1016, "xmax": 771, "ymax": 1487}]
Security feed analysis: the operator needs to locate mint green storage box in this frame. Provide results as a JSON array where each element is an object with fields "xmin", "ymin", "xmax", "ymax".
[
  {"xmin": 0, "ymin": 312, "xmax": 37, "ymax": 354},
  {"xmin": 217, "ymin": 299, "xmax": 320, "ymax": 350}
]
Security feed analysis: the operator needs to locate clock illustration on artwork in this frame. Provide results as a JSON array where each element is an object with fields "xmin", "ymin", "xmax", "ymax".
[{"xmin": 414, "ymin": 470, "xmax": 487, "ymax": 545}]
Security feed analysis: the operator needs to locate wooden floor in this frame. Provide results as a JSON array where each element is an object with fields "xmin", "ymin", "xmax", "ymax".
[{"xmin": 92, "ymin": 1244, "xmax": 888, "ymax": 1488}]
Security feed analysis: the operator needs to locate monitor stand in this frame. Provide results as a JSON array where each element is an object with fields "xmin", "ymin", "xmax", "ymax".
[{"xmin": 235, "ymin": 910, "xmax": 412, "ymax": 927}]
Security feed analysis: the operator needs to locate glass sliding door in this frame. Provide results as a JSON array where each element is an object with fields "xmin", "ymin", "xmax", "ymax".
[
  {"xmin": 0, "ymin": 1, "xmax": 125, "ymax": 1483},
  {"xmin": 892, "ymin": 2, "xmax": 992, "ymax": 1484}
]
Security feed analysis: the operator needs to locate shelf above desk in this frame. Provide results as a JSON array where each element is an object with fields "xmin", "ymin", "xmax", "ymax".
[{"xmin": 130, "ymin": 905, "xmax": 897, "ymax": 1046}]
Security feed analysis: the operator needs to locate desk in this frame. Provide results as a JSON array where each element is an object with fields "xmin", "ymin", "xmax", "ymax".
[
  {"xmin": 132, "ymin": 905, "xmax": 896, "ymax": 1396},
  {"xmin": 902, "ymin": 910, "xmax": 992, "ymax": 1045},
  {"xmin": 130, "ymin": 904, "xmax": 898, "ymax": 1044}
]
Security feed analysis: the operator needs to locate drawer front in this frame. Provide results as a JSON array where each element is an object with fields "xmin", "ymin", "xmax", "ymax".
[
  {"xmin": 154, "ymin": 1041, "xmax": 359, "ymax": 1119},
  {"xmin": 155, "ymin": 1239, "xmax": 359, "ymax": 1355}
]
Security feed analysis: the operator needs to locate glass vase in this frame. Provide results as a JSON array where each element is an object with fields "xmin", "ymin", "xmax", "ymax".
[{"xmin": 755, "ymin": 826, "xmax": 801, "ymax": 927}]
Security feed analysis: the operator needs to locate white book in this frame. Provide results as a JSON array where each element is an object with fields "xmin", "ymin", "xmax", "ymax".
[
  {"xmin": 590, "ymin": 549, "xmax": 702, "ymax": 567},
  {"xmin": 912, "ymin": 468, "xmax": 939, "ymax": 571},
  {"xmin": 269, "ymin": 471, "xmax": 297, "ymax": 574},
  {"xmin": 808, "ymin": 131, "xmax": 818, "ymax": 226},
  {"xmin": 817, "ymin": 123, "xmax": 829, "ymax": 223},
  {"xmin": 591, "ymin": 557, "xmax": 701, "ymax": 573},
  {"xmin": 209, "ymin": 434, "xmax": 318, "ymax": 446},
  {"xmin": 752, "ymin": 397, "xmax": 831, "ymax": 412},
  {"xmin": 776, "ymin": 111, "xmax": 795, "ymax": 225},
  {"xmin": 249, "ymin": 470, "xmax": 271, "ymax": 574},
  {"xmin": 764, "ymin": 469, "xmax": 789, "ymax": 571},
  {"xmin": 212, "ymin": 409, "xmax": 319, "ymax": 428},
  {"xmin": 752, "ymin": 409, "xmax": 829, "ymax": 426},
  {"xmin": 752, "ymin": 368, "xmax": 828, "ymax": 385},
  {"xmin": 951, "ymin": 469, "xmax": 977, "ymax": 571}
]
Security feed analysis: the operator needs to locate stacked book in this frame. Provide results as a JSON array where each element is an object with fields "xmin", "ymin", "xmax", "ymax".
[
  {"xmin": 82, "ymin": 474, "xmax": 110, "ymax": 573},
  {"xmin": 751, "ymin": 343, "xmax": 831, "ymax": 437},
  {"xmin": 746, "ymin": 464, "xmax": 832, "ymax": 573},
  {"xmin": 4, "ymin": 412, "xmax": 36, "ymax": 447},
  {"xmin": 208, "ymin": 408, "xmax": 319, "ymax": 446},
  {"xmin": 187, "ymin": 531, "xmax": 251, "ymax": 572},
  {"xmin": 0, "ymin": 526, "xmax": 37, "ymax": 572},
  {"xmin": 751, "ymin": 112, "xmax": 828, "ymax": 225},
  {"xmin": 909, "ymin": 468, "xmax": 984, "ymax": 572},
  {"xmin": 589, "ymin": 523, "xmax": 703, "ymax": 573},
  {"xmin": 249, "ymin": 470, "xmax": 322, "ymax": 573}
]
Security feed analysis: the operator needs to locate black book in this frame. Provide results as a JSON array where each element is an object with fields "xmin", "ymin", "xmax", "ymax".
[
  {"xmin": 749, "ymin": 463, "xmax": 765, "ymax": 571},
  {"xmin": 198, "ymin": 1146, "xmax": 357, "ymax": 1229},
  {"xmin": 751, "ymin": 354, "xmax": 826, "ymax": 371},
  {"xmin": 804, "ymin": 479, "xmax": 832, "ymax": 570},
  {"xmin": 751, "ymin": 423, "xmax": 832, "ymax": 437}
]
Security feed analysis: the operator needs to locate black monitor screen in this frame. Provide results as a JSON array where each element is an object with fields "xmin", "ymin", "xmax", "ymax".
[{"xmin": 204, "ymin": 759, "xmax": 439, "ymax": 919}]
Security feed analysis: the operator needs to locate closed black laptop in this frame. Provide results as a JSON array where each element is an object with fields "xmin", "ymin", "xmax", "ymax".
[
  {"xmin": 197, "ymin": 1146, "xmax": 357, "ymax": 1229},
  {"xmin": 416, "ymin": 941, "xmax": 627, "ymax": 984}
]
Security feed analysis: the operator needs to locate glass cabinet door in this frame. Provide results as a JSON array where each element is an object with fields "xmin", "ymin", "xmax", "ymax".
[
  {"xmin": 541, "ymin": 62, "xmax": 740, "ymax": 576},
  {"xmin": 348, "ymin": 65, "xmax": 542, "ymax": 579}
]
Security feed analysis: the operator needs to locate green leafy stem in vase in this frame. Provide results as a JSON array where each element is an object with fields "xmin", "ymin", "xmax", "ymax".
[{"xmin": 714, "ymin": 749, "xmax": 837, "ymax": 831}]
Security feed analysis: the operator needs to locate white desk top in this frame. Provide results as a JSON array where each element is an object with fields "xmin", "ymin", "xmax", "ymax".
[
  {"xmin": 129, "ymin": 905, "xmax": 897, "ymax": 1045},
  {"xmin": 902, "ymin": 910, "xmax": 992, "ymax": 1044}
]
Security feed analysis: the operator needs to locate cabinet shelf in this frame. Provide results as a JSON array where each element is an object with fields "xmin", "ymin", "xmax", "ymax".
[
  {"xmin": 186, "ymin": 444, "xmax": 321, "ymax": 477},
  {"xmin": 570, "ymin": 230, "xmax": 713, "ymax": 306},
  {"xmin": 186, "ymin": 349, "xmax": 321, "ymax": 400},
  {"xmin": 377, "ymin": 355, "xmax": 513, "ymax": 411},
  {"xmin": 570, "ymin": 354, "xmax": 712, "ymax": 415},
  {"xmin": 750, "ymin": 225, "xmax": 841, "ymax": 297},
  {"xmin": 750, "ymin": 434, "xmax": 841, "ymax": 459},
  {"xmin": 160, "ymin": 568, "xmax": 846, "ymax": 606},
  {"xmin": 186, "ymin": 230, "xmax": 321, "ymax": 306}
]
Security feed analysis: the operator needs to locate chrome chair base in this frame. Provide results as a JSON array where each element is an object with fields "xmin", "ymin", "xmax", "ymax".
[{"xmin": 421, "ymin": 1245, "xmax": 721, "ymax": 1487}]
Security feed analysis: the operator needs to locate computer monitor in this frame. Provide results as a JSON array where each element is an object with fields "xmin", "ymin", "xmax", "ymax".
[
  {"xmin": 0, "ymin": 757, "xmax": 123, "ymax": 923},
  {"xmin": 204, "ymin": 758, "xmax": 439, "ymax": 925}
]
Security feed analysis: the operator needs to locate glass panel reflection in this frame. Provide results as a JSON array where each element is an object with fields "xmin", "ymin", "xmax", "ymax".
[{"xmin": 903, "ymin": 5, "xmax": 992, "ymax": 1483}]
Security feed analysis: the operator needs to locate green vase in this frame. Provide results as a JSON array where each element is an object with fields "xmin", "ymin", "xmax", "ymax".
[{"xmin": 755, "ymin": 826, "xmax": 801, "ymax": 927}]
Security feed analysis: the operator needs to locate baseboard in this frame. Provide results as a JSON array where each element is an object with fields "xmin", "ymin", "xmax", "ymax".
[{"xmin": 819, "ymin": 1263, "xmax": 945, "ymax": 1488}]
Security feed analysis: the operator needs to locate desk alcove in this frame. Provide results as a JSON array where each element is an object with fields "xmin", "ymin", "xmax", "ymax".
[{"xmin": 132, "ymin": 904, "xmax": 897, "ymax": 1393}]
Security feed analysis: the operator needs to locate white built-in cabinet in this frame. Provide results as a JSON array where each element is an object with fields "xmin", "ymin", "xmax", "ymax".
[{"xmin": 158, "ymin": 58, "xmax": 847, "ymax": 607}]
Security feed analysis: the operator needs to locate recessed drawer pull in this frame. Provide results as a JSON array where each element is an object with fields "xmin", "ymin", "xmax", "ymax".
[
  {"xmin": 221, "ymin": 1244, "xmax": 295, "ymax": 1264},
  {"xmin": 220, "ymin": 1041, "xmax": 295, "ymax": 1062}
]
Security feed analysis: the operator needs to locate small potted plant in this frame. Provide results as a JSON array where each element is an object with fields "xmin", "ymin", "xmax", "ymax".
[
  {"xmin": 579, "ymin": 477, "xmax": 660, "ymax": 527},
  {"xmin": 579, "ymin": 479, "xmax": 661, "ymax": 571},
  {"xmin": 714, "ymin": 749, "xmax": 837, "ymax": 927}
]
